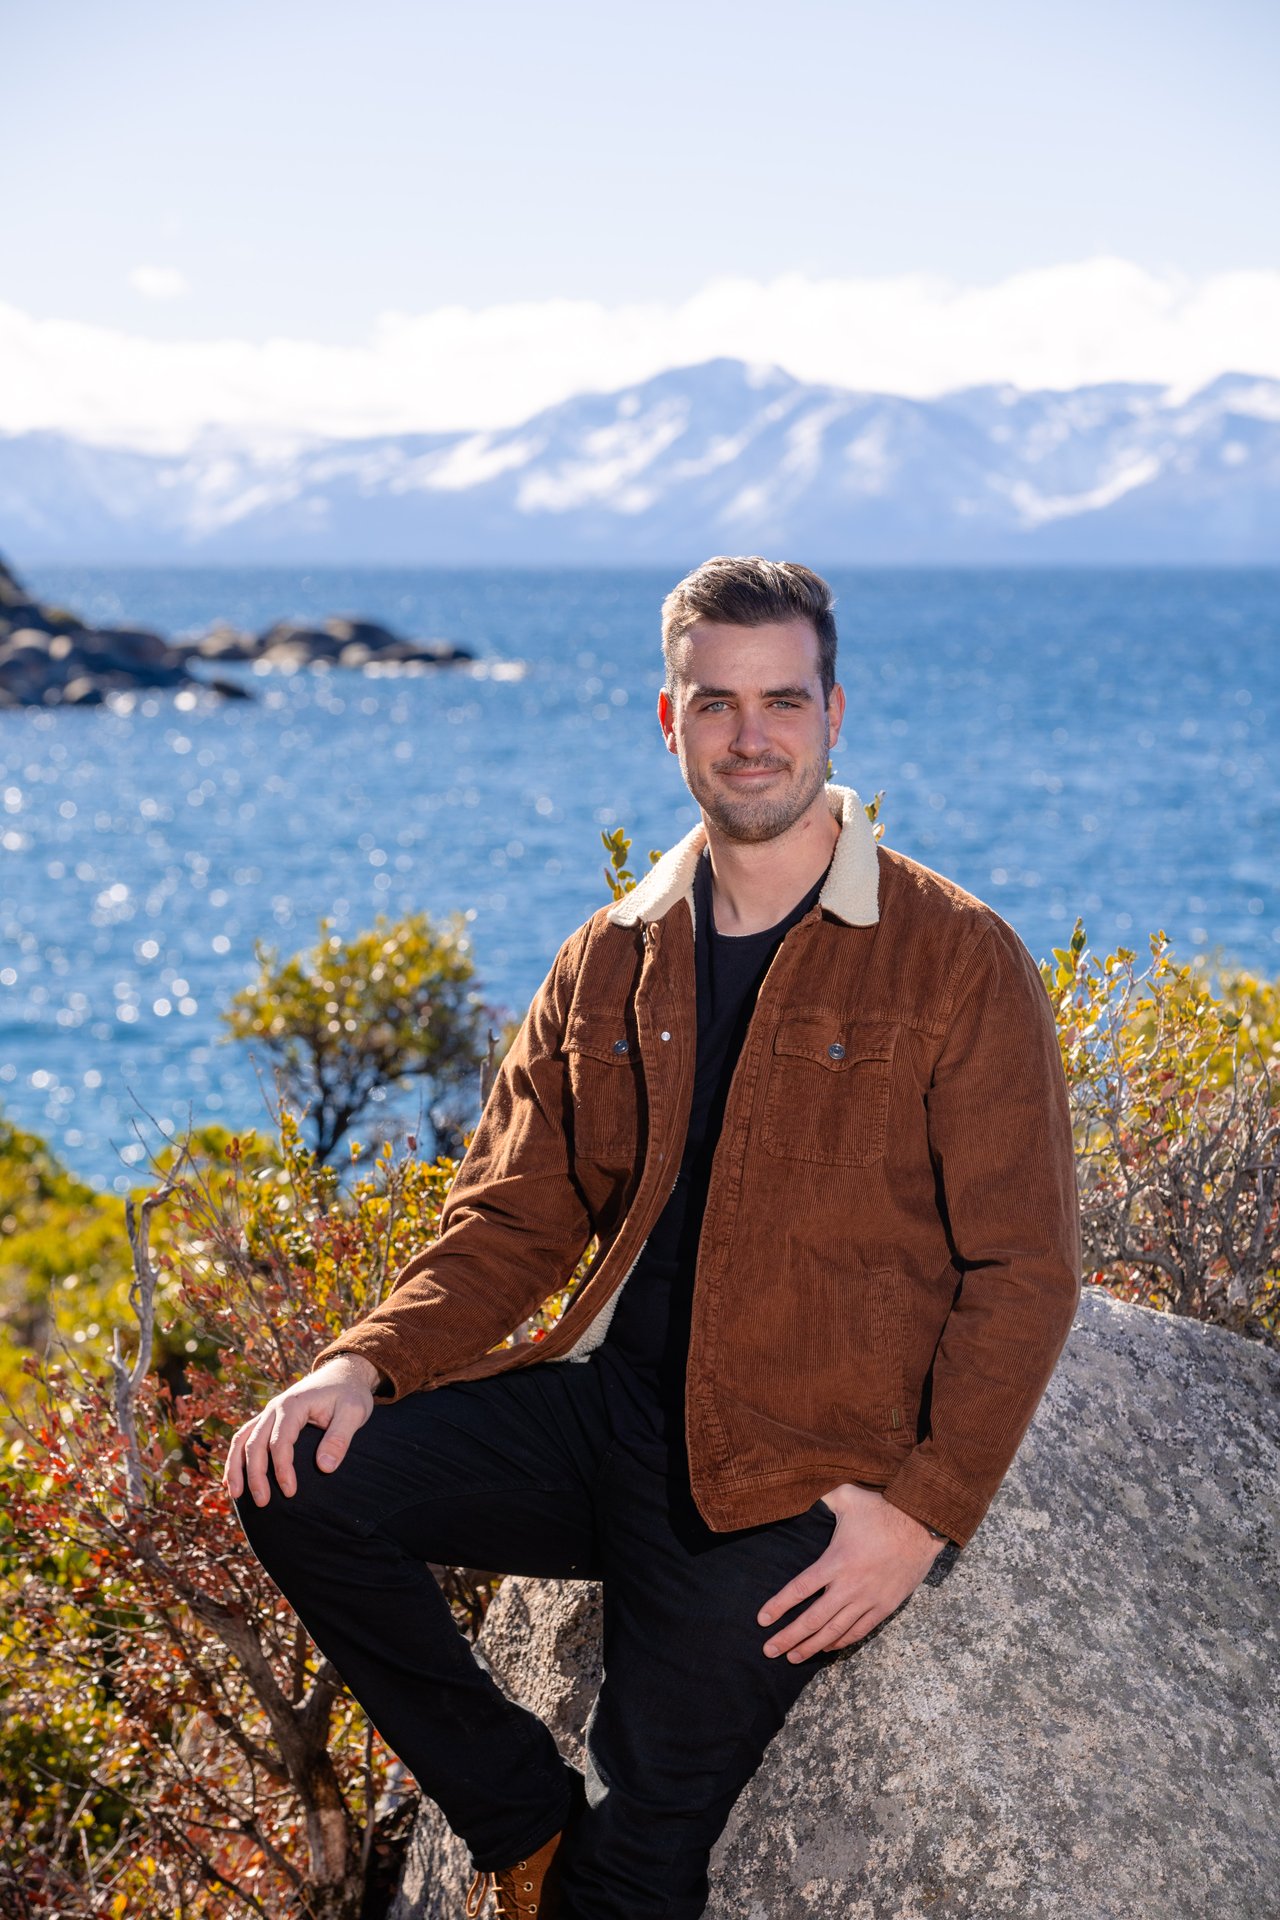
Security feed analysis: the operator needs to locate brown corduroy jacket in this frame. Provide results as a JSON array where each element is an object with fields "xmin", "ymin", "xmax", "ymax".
[{"xmin": 314, "ymin": 784, "xmax": 1083, "ymax": 1548}]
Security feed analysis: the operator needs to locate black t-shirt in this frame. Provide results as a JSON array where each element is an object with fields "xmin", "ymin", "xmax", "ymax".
[{"xmin": 591, "ymin": 843, "xmax": 831, "ymax": 1462}]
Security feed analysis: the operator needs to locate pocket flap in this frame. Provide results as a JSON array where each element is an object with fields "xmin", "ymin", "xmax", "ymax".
[
  {"xmin": 772, "ymin": 1014, "xmax": 897, "ymax": 1072},
  {"xmin": 566, "ymin": 1010, "xmax": 635, "ymax": 1065}
]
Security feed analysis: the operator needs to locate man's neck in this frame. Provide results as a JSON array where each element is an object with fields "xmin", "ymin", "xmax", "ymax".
[{"xmin": 702, "ymin": 794, "xmax": 840, "ymax": 936}]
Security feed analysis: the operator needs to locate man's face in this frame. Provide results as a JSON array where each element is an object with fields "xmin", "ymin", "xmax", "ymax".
[{"xmin": 657, "ymin": 617, "xmax": 845, "ymax": 844}]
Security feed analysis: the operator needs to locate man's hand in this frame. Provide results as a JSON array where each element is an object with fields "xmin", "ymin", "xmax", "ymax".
[
  {"xmin": 756, "ymin": 1483, "xmax": 943, "ymax": 1661},
  {"xmin": 222, "ymin": 1354, "xmax": 382, "ymax": 1507}
]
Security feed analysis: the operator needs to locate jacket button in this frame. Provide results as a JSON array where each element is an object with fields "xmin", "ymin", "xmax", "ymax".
[
  {"xmin": 828, "ymin": 1041, "xmax": 846, "ymax": 1060},
  {"xmin": 660, "ymin": 1030, "xmax": 671, "ymax": 1042},
  {"xmin": 612, "ymin": 1039, "xmax": 629, "ymax": 1054}
]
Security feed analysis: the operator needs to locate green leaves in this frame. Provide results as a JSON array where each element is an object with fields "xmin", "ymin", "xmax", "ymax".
[
  {"xmin": 600, "ymin": 827, "xmax": 662, "ymax": 901},
  {"xmin": 221, "ymin": 912, "xmax": 491, "ymax": 1164}
]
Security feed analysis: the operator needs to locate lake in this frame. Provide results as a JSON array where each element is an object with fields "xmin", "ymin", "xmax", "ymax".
[{"xmin": 2, "ymin": 564, "xmax": 1276, "ymax": 1193}]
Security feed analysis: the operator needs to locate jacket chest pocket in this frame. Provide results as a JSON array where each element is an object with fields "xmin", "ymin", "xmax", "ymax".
[
  {"xmin": 760, "ymin": 1013, "xmax": 897, "ymax": 1167},
  {"xmin": 565, "ymin": 1010, "xmax": 642, "ymax": 1160}
]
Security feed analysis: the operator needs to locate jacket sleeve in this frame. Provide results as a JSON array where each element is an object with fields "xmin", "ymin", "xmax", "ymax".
[
  {"xmin": 878, "ymin": 916, "xmax": 1082, "ymax": 1548},
  {"xmin": 309, "ymin": 921, "xmax": 595, "ymax": 1401}
]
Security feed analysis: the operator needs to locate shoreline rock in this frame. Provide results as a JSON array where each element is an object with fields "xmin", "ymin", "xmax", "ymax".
[
  {"xmin": 0, "ymin": 554, "xmax": 249, "ymax": 708},
  {"xmin": 182, "ymin": 615, "xmax": 474, "ymax": 671},
  {"xmin": 0, "ymin": 553, "xmax": 473, "ymax": 707}
]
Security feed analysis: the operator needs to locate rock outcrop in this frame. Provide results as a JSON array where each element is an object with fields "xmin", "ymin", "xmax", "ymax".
[
  {"xmin": 391, "ymin": 1286, "xmax": 1280, "ymax": 1919},
  {"xmin": 0, "ymin": 554, "xmax": 248, "ymax": 707},
  {"xmin": 185, "ymin": 615, "xmax": 473, "ymax": 670},
  {"xmin": 0, "ymin": 553, "xmax": 473, "ymax": 705}
]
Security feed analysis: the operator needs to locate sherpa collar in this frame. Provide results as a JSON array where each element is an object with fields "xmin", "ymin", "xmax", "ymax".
[{"xmin": 604, "ymin": 783, "xmax": 880, "ymax": 932}]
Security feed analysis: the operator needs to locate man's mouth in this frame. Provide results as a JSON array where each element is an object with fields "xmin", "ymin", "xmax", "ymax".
[{"xmin": 717, "ymin": 764, "xmax": 788, "ymax": 780}]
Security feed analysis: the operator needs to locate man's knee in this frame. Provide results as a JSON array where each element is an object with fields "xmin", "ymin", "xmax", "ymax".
[{"xmin": 233, "ymin": 1422, "xmax": 355, "ymax": 1562}]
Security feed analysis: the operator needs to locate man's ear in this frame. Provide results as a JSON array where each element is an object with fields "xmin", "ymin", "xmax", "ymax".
[
  {"xmin": 826, "ymin": 682, "xmax": 846, "ymax": 754},
  {"xmin": 657, "ymin": 687, "xmax": 679, "ymax": 754}
]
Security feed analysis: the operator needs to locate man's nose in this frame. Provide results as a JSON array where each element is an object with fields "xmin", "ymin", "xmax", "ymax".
[{"xmin": 730, "ymin": 706, "xmax": 772, "ymax": 755}]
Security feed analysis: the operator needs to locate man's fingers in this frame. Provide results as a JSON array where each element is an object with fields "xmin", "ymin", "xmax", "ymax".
[
  {"xmin": 267, "ymin": 1402, "xmax": 308, "ymax": 1498},
  {"xmin": 315, "ymin": 1395, "xmax": 369, "ymax": 1473},
  {"xmin": 762, "ymin": 1586, "xmax": 844, "ymax": 1659},
  {"xmin": 242, "ymin": 1412, "xmax": 278, "ymax": 1507},
  {"xmin": 833, "ymin": 1605, "xmax": 885, "ymax": 1650},
  {"xmin": 757, "ymin": 1554, "xmax": 833, "ymax": 1628},
  {"xmin": 781, "ymin": 1598, "xmax": 871, "ymax": 1662},
  {"xmin": 783, "ymin": 1586, "xmax": 909, "ymax": 1662},
  {"xmin": 222, "ymin": 1425, "xmax": 249, "ymax": 1499}
]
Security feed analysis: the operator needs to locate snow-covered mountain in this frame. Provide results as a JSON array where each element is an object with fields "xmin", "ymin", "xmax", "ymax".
[{"xmin": 2, "ymin": 358, "xmax": 1277, "ymax": 563}]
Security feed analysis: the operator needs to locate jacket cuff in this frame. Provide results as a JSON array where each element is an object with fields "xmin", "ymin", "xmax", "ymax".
[
  {"xmin": 310, "ymin": 1330, "xmax": 414, "ymax": 1402},
  {"xmin": 878, "ymin": 1449, "xmax": 989, "ymax": 1548}
]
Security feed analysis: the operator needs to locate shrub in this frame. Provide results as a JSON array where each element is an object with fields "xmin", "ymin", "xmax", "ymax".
[
  {"xmin": 221, "ymin": 913, "xmax": 493, "ymax": 1165},
  {"xmin": 1046, "ymin": 921, "xmax": 1279, "ymax": 1344},
  {"xmin": 3, "ymin": 1115, "xmax": 461, "ymax": 1918}
]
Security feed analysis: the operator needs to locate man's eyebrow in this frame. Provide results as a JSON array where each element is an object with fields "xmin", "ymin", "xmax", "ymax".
[{"xmin": 685, "ymin": 683, "xmax": 815, "ymax": 701}]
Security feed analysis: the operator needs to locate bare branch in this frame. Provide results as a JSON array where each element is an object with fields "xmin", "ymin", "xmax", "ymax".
[{"xmin": 106, "ymin": 1161, "xmax": 190, "ymax": 1509}]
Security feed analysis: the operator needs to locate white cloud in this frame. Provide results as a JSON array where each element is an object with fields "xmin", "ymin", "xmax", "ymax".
[
  {"xmin": 3, "ymin": 257, "xmax": 1278, "ymax": 451},
  {"xmin": 128, "ymin": 265, "xmax": 190, "ymax": 301}
]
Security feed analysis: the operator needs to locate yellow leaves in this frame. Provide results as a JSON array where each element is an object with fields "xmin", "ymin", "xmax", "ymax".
[
  {"xmin": 1046, "ymin": 916, "xmax": 1278, "ymax": 1105},
  {"xmin": 1058, "ymin": 917, "xmax": 1280, "ymax": 1344},
  {"xmin": 600, "ymin": 825, "xmax": 664, "ymax": 899}
]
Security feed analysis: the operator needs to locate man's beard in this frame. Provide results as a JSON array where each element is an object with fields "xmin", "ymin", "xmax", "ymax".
[{"xmin": 684, "ymin": 731, "xmax": 830, "ymax": 845}]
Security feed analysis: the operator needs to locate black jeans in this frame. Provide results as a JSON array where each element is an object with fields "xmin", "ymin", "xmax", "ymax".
[{"xmin": 234, "ymin": 1350, "xmax": 844, "ymax": 1920}]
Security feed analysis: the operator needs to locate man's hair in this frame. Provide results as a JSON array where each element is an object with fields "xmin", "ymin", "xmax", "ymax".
[{"xmin": 661, "ymin": 556, "xmax": 838, "ymax": 703}]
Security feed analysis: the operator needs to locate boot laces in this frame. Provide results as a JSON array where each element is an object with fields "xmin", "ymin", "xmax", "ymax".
[{"xmin": 464, "ymin": 1857, "xmax": 541, "ymax": 1917}]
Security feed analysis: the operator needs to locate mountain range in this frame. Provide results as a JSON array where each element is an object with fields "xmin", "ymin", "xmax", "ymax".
[{"xmin": 2, "ymin": 358, "xmax": 1277, "ymax": 564}]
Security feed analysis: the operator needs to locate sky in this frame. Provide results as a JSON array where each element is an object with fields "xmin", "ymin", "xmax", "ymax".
[{"xmin": 3, "ymin": 0, "xmax": 1278, "ymax": 446}]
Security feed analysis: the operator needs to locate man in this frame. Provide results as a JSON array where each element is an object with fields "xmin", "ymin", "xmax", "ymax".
[{"xmin": 226, "ymin": 556, "xmax": 1082, "ymax": 1920}]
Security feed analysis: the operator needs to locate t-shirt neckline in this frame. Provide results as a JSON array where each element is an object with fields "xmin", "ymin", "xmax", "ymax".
[{"xmin": 696, "ymin": 845, "xmax": 830, "ymax": 944}]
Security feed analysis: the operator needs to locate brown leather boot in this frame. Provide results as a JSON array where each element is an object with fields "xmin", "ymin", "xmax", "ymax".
[{"xmin": 463, "ymin": 1824, "xmax": 567, "ymax": 1919}]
